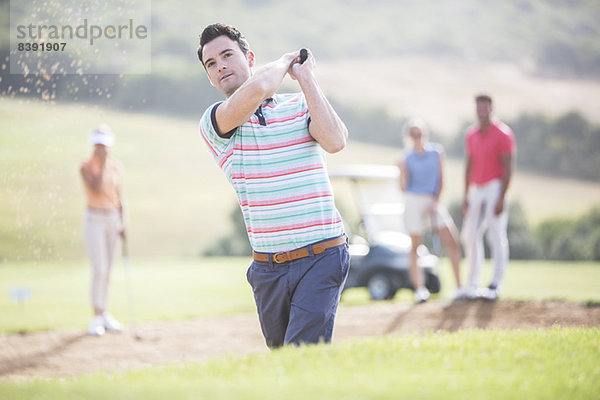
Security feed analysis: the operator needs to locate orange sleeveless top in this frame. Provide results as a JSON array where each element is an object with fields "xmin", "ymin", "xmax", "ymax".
[{"xmin": 81, "ymin": 158, "xmax": 122, "ymax": 210}]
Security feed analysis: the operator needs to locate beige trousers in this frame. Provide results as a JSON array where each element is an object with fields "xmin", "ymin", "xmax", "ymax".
[{"xmin": 84, "ymin": 208, "xmax": 120, "ymax": 311}]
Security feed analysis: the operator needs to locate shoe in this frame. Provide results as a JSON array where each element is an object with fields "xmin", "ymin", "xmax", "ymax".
[
  {"xmin": 480, "ymin": 284, "xmax": 499, "ymax": 301},
  {"xmin": 103, "ymin": 312, "xmax": 123, "ymax": 332},
  {"xmin": 464, "ymin": 286, "xmax": 479, "ymax": 300},
  {"xmin": 88, "ymin": 316, "xmax": 105, "ymax": 336},
  {"xmin": 452, "ymin": 286, "xmax": 468, "ymax": 301},
  {"xmin": 414, "ymin": 287, "xmax": 430, "ymax": 303}
]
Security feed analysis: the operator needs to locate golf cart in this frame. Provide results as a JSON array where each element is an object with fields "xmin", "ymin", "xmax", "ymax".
[{"xmin": 329, "ymin": 164, "xmax": 440, "ymax": 300}]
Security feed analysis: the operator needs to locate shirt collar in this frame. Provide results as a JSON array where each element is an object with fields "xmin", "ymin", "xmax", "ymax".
[{"xmin": 263, "ymin": 96, "xmax": 277, "ymax": 106}]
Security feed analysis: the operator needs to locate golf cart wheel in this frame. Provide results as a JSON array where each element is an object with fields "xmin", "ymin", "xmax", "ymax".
[
  {"xmin": 367, "ymin": 273, "xmax": 395, "ymax": 300},
  {"xmin": 425, "ymin": 272, "xmax": 441, "ymax": 294}
]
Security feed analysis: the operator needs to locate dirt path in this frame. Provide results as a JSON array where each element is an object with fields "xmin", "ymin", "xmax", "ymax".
[{"xmin": 2, "ymin": 300, "xmax": 599, "ymax": 381}]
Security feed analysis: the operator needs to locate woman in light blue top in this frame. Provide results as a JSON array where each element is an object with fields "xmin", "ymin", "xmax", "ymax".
[{"xmin": 398, "ymin": 118, "xmax": 463, "ymax": 303}]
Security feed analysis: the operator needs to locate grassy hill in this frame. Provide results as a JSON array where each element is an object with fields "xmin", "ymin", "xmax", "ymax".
[{"xmin": 1, "ymin": 98, "xmax": 599, "ymax": 262}]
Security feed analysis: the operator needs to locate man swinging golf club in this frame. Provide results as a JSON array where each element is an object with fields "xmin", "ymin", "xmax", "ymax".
[{"xmin": 197, "ymin": 23, "xmax": 349, "ymax": 348}]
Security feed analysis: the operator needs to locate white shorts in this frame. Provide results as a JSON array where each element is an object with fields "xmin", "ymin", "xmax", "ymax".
[{"xmin": 403, "ymin": 192, "xmax": 452, "ymax": 235}]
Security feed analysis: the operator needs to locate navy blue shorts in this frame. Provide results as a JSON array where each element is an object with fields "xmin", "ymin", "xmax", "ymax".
[{"xmin": 247, "ymin": 238, "xmax": 350, "ymax": 348}]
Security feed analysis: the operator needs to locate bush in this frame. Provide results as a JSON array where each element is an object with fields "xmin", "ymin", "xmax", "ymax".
[
  {"xmin": 506, "ymin": 202, "xmax": 543, "ymax": 260},
  {"xmin": 535, "ymin": 206, "xmax": 600, "ymax": 261},
  {"xmin": 203, "ymin": 204, "xmax": 251, "ymax": 257}
]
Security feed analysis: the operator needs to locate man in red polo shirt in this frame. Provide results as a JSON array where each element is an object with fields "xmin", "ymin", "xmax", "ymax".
[{"xmin": 461, "ymin": 94, "xmax": 516, "ymax": 301}]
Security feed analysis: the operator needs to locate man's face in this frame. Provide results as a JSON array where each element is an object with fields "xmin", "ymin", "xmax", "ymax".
[
  {"xmin": 202, "ymin": 36, "xmax": 253, "ymax": 97},
  {"xmin": 476, "ymin": 100, "xmax": 492, "ymax": 124}
]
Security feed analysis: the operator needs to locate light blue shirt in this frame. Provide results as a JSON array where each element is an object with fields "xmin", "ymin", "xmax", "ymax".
[{"xmin": 405, "ymin": 144, "xmax": 442, "ymax": 196}]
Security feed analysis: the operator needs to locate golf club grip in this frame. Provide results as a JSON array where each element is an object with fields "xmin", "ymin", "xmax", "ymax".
[{"xmin": 300, "ymin": 48, "xmax": 308, "ymax": 64}]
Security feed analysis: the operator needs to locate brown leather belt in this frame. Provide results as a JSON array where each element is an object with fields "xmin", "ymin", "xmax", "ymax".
[{"xmin": 253, "ymin": 235, "xmax": 347, "ymax": 264}]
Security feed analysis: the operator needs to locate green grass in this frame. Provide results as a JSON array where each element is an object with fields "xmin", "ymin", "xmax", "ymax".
[
  {"xmin": 1, "ymin": 258, "xmax": 599, "ymax": 334},
  {"xmin": 0, "ymin": 258, "xmax": 255, "ymax": 334},
  {"xmin": 1, "ymin": 327, "xmax": 598, "ymax": 399},
  {"xmin": 492, "ymin": 260, "xmax": 600, "ymax": 302}
]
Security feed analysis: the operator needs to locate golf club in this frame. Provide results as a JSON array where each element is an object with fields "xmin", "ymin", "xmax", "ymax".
[
  {"xmin": 300, "ymin": 48, "xmax": 308, "ymax": 64},
  {"xmin": 431, "ymin": 212, "xmax": 442, "ymax": 255},
  {"xmin": 122, "ymin": 237, "xmax": 142, "ymax": 340}
]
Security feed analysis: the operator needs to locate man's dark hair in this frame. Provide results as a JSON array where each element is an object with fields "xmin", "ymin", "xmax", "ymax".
[
  {"xmin": 197, "ymin": 23, "xmax": 250, "ymax": 66},
  {"xmin": 475, "ymin": 93, "xmax": 493, "ymax": 104}
]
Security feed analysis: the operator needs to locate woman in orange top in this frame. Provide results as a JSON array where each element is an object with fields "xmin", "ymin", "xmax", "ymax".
[{"xmin": 80, "ymin": 124, "xmax": 126, "ymax": 336}]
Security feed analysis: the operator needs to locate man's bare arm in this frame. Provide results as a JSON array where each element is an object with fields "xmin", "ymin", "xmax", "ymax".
[
  {"xmin": 81, "ymin": 164, "xmax": 102, "ymax": 193},
  {"xmin": 215, "ymin": 52, "xmax": 298, "ymax": 134},
  {"xmin": 291, "ymin": 50, "xmax": 347, "ymax": 153},
  {"xmin": 495, "ymin": 152, "xmax": 513, "ymax": 215},
  {"xmin": 462, "ymin": 156, "xmax": 472, "ymax": 215}
]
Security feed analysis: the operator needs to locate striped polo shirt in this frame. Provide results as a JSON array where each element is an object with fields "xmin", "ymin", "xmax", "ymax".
[{"xmin": 199, "ymin": 92, "xmax": 344, "ymax": 253}]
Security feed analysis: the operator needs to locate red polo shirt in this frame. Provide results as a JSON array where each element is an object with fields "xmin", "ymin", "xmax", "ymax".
[{"xmin": 465, "ymin": 121, "xmax": 515, "ymax": 185}]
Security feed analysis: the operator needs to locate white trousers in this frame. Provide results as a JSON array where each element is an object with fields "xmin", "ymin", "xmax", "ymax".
[
  {"xmin": 84, "ymin": 208, "xmax": 120, "ymax": 311},
  {"xmin": 460, "ymin": 179, "xmax": 509, "ymax": 290}
]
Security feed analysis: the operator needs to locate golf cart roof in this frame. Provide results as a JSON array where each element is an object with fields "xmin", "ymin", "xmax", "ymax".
[
  {"xmin": 328, "ymin": 164, "xmax": 405, "ymax": 242},
  {"xmin": 328, "ymin": 164, "xmax": 399, "ymax": 181}
]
